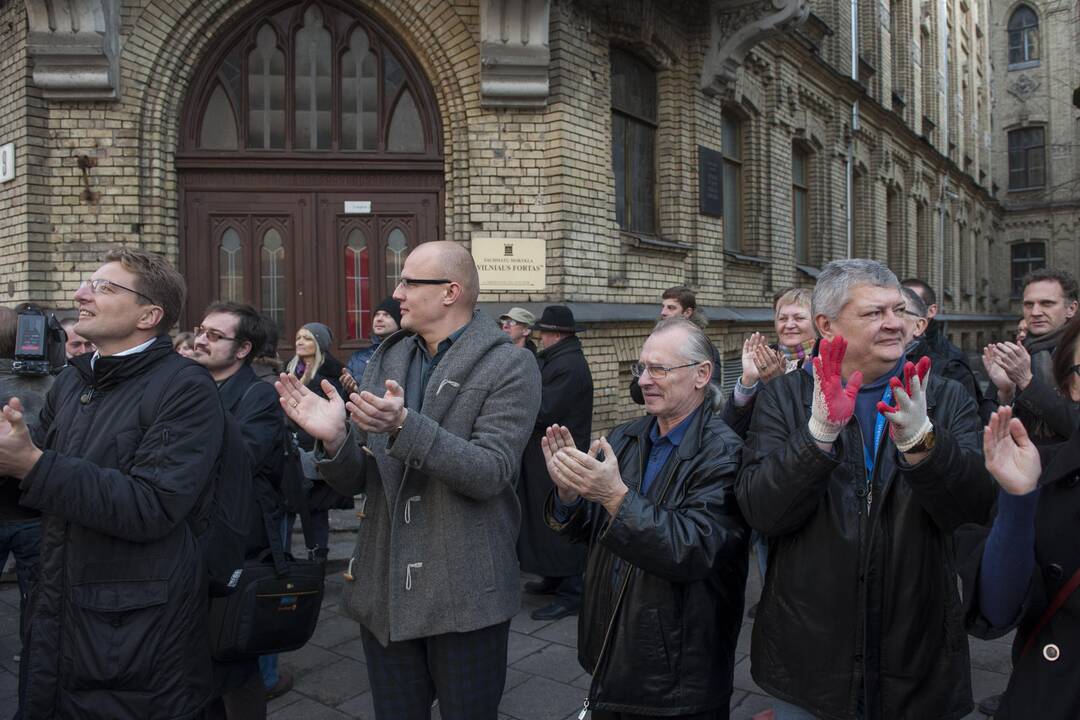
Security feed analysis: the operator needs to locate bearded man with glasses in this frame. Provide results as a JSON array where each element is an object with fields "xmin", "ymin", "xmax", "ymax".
[
  {"xmin": 542, "ymin": 317, "xmax": 749, "ymax": 720},
  {"xmin": 0, "ymin": 248, "xmax": 225, "ymax": 720}
]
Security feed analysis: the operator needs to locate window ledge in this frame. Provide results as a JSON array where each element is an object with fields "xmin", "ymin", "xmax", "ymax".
[
  {"xmin": 796, "ymin": 264, "xmax": 821, "ymax": 279},
  {"xmin": 724, "ymin": 250, "xmax": 771, "ymax": 267},
  {"xmin": 621, "ymin": 232, "xmax": 692, "ymax": 255},
  {"xmin": 1007, "ymin": 186, "xmax": 1046, "ymax": 193},
  {"xmin": 1008, "ymin": 60, "xmax": 1040, "ymax": 71}
]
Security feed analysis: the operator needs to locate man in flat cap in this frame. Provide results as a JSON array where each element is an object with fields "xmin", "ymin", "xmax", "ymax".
[{"xmin": 499, "ymin": 307, "xmax": 536, "ymax": 354}]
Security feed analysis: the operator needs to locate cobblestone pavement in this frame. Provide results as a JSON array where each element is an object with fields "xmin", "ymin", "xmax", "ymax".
[{"xmin": 0, "ymin": 516, "xmax": 1012, "ymax": 719}]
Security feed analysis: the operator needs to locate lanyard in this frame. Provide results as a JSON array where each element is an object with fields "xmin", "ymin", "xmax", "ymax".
[{"xmin": 863, "ymin": 384, "xmax": 894, "ymax": 481}]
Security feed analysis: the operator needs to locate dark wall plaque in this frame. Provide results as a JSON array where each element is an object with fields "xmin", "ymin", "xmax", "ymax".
[{"xmin": 699, "ymin": 145, "xmax": 723, "ymax": 217}]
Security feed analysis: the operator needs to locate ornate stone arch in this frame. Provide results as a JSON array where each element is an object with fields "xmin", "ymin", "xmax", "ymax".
[{"xmin": 122, "ymin": 0, "xmax": 474, "ymax": 254}]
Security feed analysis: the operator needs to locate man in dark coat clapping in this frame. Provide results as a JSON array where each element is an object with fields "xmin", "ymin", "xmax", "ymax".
[{"xmin": 517, "ymin": 305, "xmax": 593, "ymax": 621}]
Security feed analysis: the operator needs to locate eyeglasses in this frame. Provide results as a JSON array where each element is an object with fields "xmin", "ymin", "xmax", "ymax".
[
  {"xmin": 80, "ymin": 278, "xmax": 158, "ymax": 305},
  {"xmin": 397, "ymin": 277, "xmax": 452, "ymax": 289},
  {"xmin": 194, "ymin": 325, "xmax": 237, "ymax": 343},
  {"xmin": 1070, "ymin": 364, "xmax": 1080, "ymax": 378},
  {"xmin": 500, "ymin": 319, "xmax": 520, "ymax": 328},
  {"xmin": 630, "ymin": 361, "xmax": 700, "ymax": 379}
]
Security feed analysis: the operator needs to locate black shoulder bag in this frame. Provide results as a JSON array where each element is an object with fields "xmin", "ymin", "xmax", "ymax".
[{"xmin": 206, "ymin": 424, "xmax": 326, "ymax": 661}]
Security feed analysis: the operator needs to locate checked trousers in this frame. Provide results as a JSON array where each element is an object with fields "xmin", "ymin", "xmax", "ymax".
[{"xmin": 360, "ymin": 620, "xmax": 510, "ymax": 720}]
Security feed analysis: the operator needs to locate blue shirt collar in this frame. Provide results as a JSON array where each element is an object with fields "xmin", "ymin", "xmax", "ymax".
[
  {"xmin": 648, "ymin": 405, "xmax": 699, "ymax": 447},
  {"xmin": 413, "ymin": 322, "xmax": 469, "ymax": 362}
]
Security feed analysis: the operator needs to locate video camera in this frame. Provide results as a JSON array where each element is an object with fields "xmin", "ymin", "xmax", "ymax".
[{"xmin": 6, "ymin": 305, "xmax": 67, "ymax": 377}]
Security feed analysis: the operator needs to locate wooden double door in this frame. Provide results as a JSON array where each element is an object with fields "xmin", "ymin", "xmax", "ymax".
[{"xmin": 182, "ymin": 188, "xmax": 440, "ymax": 360}]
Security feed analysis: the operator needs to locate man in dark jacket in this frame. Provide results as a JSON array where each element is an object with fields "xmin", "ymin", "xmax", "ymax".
[
  {"xmin": 344, "ymin": 297, "xmax": 401, "ymax": 383},
  {"xmin": 901, "ymin": 286, "xmax": 983, "ymax": 404},
  {"xmin": 192, "ymin": 301, "xmax": 287, "ymax": 717},
  {"xmin": 983, "ymin": 269, "xmax": 1079, "ymax": 444},
  {"xmin": 517, "ymin": 305, "xmax": 593, "ymax": 621},
  {"xmin": 545, "ymin": 317, "xmax": 749, "ymax": 720},
  {"xmin": 0, "ymin": 248, "xmax": 224, "ymax": 720},
  {"xmin": 738, "ymin": 259, "xmax": 995, "ymax": 720}
]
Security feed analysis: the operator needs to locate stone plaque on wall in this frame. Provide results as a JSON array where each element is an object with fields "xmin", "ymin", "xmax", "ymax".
[
  {"xmin": 472, "ymin": 237, "xmax": 546, "ymax": 290},
  {"xmin": 699, "ymin": 146, "xmax": 723, "ymax": 217}
]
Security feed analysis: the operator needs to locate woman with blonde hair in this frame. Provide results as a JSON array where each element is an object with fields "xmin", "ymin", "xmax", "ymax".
[{"xmin": 285, "ymin": 322, "xmax": 352, "ymax": 558}]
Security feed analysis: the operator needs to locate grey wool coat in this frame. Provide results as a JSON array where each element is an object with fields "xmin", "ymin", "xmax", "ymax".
[{"xmin": 317, "ymin": 313, "xmax": 542, "ymax": 645}]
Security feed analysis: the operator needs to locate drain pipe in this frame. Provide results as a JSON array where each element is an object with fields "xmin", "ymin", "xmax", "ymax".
[
  {"xmin": 845, "ymin": 0, "xmax": 859, "ymax": 257},
  {"xmin": 936, "ymin": 0, "xmax": 950, "ymax": 291}
]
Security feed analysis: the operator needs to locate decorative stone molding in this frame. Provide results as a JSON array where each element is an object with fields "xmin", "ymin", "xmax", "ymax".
[
  {"xmin": 24, "ymin": 0, "xmax": 120, "ymax": 100},
  {"xmin": 1008, "ymin": 74, "xmax": 1040, "ymax": 103},
  {"xmin": 479, "ymin": 0, "xmax": 550, "ymax": 108},
  {"xmin": 702, "ymin": 0, "xmax": 809, "ymax": 97}
]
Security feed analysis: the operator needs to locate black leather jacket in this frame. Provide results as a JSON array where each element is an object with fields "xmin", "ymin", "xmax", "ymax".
[
  {"xmin": 736, "ymin": 369, "xmax": 995, "ymax": 720},
  {"xmin": 545, "ymin": 403, "xmax": 749, "ymax": 716}
]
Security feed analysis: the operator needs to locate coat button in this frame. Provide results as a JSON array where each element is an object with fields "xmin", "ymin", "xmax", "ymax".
[
  {"xmin": 1068, "ymin": 473, "xmax": 1080, "ymax": 488},
  {"xmin": 1043, "ymin": 643, "xmax": 1061, "ymax": 662},
  {"xmin": 1047, "ymin": 564, "xmax": 1064, "ymax": 581}
]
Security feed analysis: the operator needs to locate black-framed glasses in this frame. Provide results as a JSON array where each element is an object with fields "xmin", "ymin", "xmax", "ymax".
[
  {"xmin": 80, "ymin": 278, "xmax": 158, "ymax": 305},
  {"xmin": 397, "ymin": 276, "xmax": 452, "ymax": 288},
  {"xmin": 194, "ymin": 325, "xmax": 237, "ymax": 343},
  {"xmin": 630, "ymin": 361, "xmax": 700, "ymax": 379}
]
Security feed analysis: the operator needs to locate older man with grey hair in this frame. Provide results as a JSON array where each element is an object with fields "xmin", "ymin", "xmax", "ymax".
[
  {"xmin": 737, "ymin": 259, "xmax": 994, "ymax": 720},
  {"xmin": 543, "ymin": 317, "xmax": 749, "ymax": 719},
  {"xmin": 277, "ymin": 241, "xmax": 541, "ymax": 720}
]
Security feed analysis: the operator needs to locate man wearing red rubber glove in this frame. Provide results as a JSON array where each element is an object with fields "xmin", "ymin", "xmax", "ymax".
[{"xmin": 736, "ymin": 259, "xmax": 995, "ymax": 720}]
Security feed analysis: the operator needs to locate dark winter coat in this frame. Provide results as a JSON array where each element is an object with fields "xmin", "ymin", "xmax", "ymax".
[
  {"xmin": 291, "ymin": 353, "xmax": 353, "ymax": 512},
  {"xmin": 545, "ymin": 403, "xmax": 749, "ymax": 715},
  {"xmin": 517, "ymin": 335, "xmax": 592, "ymax": 578},
  {"xmin": 982, "ymin": 326, "xmax": 1080, "ymax": 443},
  {"xmin": 907, "ymin": 335, "xmax": 982, "ymax": 407},
  {"xmin": 221, "ymin": 363, "xmax": 286, "ymax": 555},
  {"xmin": 736, "ymin": 368, "xmax": 995, "ymax": 720},
  {"xmin": 959, "ymin": 430, "xmax": 1080, "ymax": 720},
  {"xmin": 346, "ymin": 335, "xmax": 384, "ymax": 382},
  {"xmin": 19, "ymin": 336, "xmax": 224, "ymax": 720}
]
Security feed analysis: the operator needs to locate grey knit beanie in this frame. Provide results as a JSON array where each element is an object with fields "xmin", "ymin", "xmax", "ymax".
[{"xmin": 302, "ymin": 322, "xmax": 332, "ymax": 353}]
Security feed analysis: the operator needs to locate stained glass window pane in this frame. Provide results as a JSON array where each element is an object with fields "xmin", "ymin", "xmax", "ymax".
[
  {"xmin": 342, "ymin": 28, "xmax": 378, "ymax": 151},
  {"xmin": 219, "ymin": 228, "xmax": 244, "ymax": 301},
  {"xmin": 201, "ymin": 84, "xmax": 239, "ymax": 150},
  {"xmin": 295, "ymin": 6, "xmax": 332, "ymax": 150},
  {"xmin": 384, "ymin": 53, "xmax": 405, "ymax": 104},
  {"xmin": 261, "ymin": 229, "xmax": 285, "ymax": 331},
  {"xmin": 247, "ymin": 25, "xmax": 286, "ymax": 149},
  {"xmin": 384, "ymin": 229, "xmax": 409, "ymax": 291},
  {"xmin": 387, "ymin": 89, "xmax": 424, "ymax": 153},
  {"xmin": 344, "ymin": 229, "xmax": 371, "ymax": 341}
]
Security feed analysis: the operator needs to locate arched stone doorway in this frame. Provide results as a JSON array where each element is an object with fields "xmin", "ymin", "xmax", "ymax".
[{"xmin": 178, "ymin": 0, "xmax": 444, "ymax": 357}]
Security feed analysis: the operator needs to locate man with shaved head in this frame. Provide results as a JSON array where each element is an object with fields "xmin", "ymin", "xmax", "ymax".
[{"xmin": 278, "ymin": 240, "xmax": 542, "ymax": 720}]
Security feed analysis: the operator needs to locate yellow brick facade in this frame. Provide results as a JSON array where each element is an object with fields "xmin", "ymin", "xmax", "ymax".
[{"xmin": 0, "ymin": 0, "xmax": 1027, "ymax": 433}]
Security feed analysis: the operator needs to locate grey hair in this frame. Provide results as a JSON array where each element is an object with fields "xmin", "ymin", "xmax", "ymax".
[
  {"xmin": 812, "ymin": 259, "xmax": 901, "ymax": 321},
  {"xmin": 900, "ymin": 286, "xmax": 928, "ymax": 318},
  {"xmin": 650, "ymin": 317, "xmax": 722, "ymax": 411}
]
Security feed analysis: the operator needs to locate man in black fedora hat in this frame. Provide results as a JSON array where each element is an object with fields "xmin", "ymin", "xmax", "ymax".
[{"xmin": 517, "ymin": 305, "xmax": 594, "ymax": 620}]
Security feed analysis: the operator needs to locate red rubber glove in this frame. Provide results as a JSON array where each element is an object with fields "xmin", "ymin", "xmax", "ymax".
[
  {"xmin": 877, "ymin": 357, "xmax": 933, "ymax": 452},
  {"xmin": 808, "ymin": 336, "xmax": 863, "ymax": 444}
]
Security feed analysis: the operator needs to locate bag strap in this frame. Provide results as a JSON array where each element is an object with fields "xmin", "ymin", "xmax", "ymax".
[
  {"xmin": 280, "ymin": 426, "xmax": 322, "ymax": 560},
  {"xmin": 1020, "ymin": 567, "xmax": 1080, "ymax": 659}
]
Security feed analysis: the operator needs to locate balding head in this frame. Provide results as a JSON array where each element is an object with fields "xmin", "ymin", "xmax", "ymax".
[
  {"xmin": 412, "ymin": 241, "xmax": 480, "ymax": 306},
  {"xmin": 394, "ymin": 241, "xmax": 480, "ymax": 350}
]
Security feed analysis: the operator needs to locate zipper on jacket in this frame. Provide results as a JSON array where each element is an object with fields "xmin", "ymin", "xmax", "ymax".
[{"xmin": 582, "ymin": 455, "xmax": 682, "ymax": 715}]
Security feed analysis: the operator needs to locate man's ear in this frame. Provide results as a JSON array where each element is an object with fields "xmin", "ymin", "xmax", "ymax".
[
  {"xmin": 814, "ymin": 314, "xmax": 834, "ymax": 340},
  {"xmin": 1066, "ymin": 300, "xmax": 1078, "ymax": 320},
  {"xmin": 695, "ymin": 361, "xmax": 712, "ymax": 389},
  {"xmin": 135, "ymin": 305, "xmax": 165, "ymax": 332},
  {"xmin": 235, "ymin": 341, "xmax": 253, "ymax": 362},
  {"xmin": 443, "ymin": 281, "xmax": 463, "ymax": 306}
]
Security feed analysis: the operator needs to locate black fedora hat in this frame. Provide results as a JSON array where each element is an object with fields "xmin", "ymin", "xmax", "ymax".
[{"xmin": 531, "ymin": 305, "xmax": 585, "ymax": 333}]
